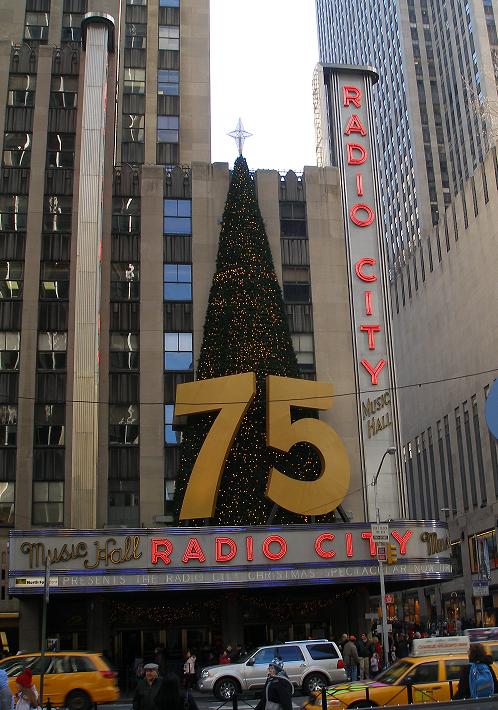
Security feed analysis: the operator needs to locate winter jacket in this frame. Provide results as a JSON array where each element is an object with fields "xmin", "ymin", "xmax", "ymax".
[
  {"xmin": 342, "ymin": 640, "xmax": 359, "ymax": 666},
  {"xmin": 132, "ymin": 677, "xmax": 163, "ymax": 710},
  {"xmin": 255, "ymin": 672, "xmax": 293, "ymax": 710}
]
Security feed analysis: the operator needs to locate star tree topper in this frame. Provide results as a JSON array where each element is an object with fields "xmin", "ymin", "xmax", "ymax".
[{"xmin": 228, "ymin": 118, "xmax": 252, "ymax": 155}]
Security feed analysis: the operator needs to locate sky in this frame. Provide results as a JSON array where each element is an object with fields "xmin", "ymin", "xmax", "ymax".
[{"xmin": 210, "ymin": 0, "xmax": 320, "ymax": 172}]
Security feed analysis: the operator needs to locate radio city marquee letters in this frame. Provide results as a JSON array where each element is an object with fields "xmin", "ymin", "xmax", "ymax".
[{"xmin": 9, "ymin": 524, "xmax": 453, "ymax": 594}]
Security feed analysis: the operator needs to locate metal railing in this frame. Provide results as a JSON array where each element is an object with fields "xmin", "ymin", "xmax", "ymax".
[{"xmin": 299, "ymin": 683, "xmax": 498, "ymax": 709}]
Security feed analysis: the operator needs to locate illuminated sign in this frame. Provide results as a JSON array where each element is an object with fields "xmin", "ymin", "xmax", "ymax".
[
  {"xmin": 9, "ymin": 523, "xmax": 452, "ymax": 594},
  {"xmin": 316, "ymin": 64, "xmax": 401, "ymax": 520}
]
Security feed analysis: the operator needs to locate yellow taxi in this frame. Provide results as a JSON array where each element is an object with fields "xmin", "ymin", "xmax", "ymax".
[
  {"xmin": 0, "ymin": 652, "xmax": 119, "ymax": 710},
  {"xmin": 304, "ymin": 637, "xmax": 498, "ymax": 709}
]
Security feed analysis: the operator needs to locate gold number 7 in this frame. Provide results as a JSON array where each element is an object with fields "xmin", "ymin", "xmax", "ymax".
[{"xmin": 175, "ymin": 372, "xmax": 256, "ymax": 520}]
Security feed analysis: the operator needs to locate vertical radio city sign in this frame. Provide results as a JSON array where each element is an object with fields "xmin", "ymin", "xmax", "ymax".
[{"xmin": 315, "ymin": 64, "xmax": 403, "ymax": 521}]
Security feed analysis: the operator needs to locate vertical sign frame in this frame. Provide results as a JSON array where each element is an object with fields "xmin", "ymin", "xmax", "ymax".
[{"xmin": 318, "ymin": 63, "xmax": 405, "ymax": 522}]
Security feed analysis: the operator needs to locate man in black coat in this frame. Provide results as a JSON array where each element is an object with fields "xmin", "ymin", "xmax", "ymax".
[
  {"xmin": 133, "ymin": 663, "xmax": 163, "ymax": 710},
  {"xmin": 254, "ymin": 658, "xmax": 293, "ymax": 710}
]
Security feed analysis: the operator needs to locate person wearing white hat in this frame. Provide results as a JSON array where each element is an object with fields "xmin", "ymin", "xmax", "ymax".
[
  {"xmin": 132, "ymin": 663, "xmax": 162, "ymax": 710},
  {"xmin": 254, "ymin": 658, "xmax": 293, "ymax": 710}
]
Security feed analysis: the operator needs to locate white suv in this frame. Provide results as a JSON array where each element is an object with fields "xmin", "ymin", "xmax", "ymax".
[{"xmin": 198, "ymin": 640, "xmax": 346, "ymax": 699}]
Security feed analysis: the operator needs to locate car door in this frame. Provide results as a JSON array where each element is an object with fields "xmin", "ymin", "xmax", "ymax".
[
  {"xmin": 409, "ymin": 661, "xmax": 448, "ymax": 703},
  {"xmin": 277, "ymin": 645, "xmax": 306, "ymax": 686},
  {"xmin": 38, "ymin": 655, "xmax": 65, "ymax": 706},
  {"xmin": 244, "ymin": 647, "xmax": 275, "ymax": 689}
]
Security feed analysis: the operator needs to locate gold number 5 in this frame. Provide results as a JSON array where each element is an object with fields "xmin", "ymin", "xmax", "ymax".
[
  {"xmin": 266, "ymin": 375, "xmax": 350, "ymax": 516},
  {"xmin": 175, "ymin": 372, "xmax": 256, "ymax": 520}
]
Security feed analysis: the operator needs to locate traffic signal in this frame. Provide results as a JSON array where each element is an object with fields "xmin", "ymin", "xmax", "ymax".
[{"xmin": 387, "ymin": 543, "xmax": 397, "ymax": 565}]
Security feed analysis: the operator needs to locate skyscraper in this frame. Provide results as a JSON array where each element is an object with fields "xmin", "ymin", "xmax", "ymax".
[{"xmin": 315, "ymin": 0, "xmax": 498, "ymax": 278}]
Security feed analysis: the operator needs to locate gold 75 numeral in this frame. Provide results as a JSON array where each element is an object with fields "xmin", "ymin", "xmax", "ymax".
[{"xmin": 175, "ymin": 373, "xmax": 350, "ymax": 520}]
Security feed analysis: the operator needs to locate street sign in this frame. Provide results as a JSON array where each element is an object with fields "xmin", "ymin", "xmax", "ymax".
[
  {"xmin": 377, "ymin": 545, "xmax": 387, "ymax": 561},
  {"xmin": 472, "ymin": 580, "xmax": 489, "ymax": 597},
  {"xmin": 371, "ymin": 523, "xmax": 389, "ymax": 542},
  {"xmin": 384, "ymin": 594, "xmax": 394, "ymax": 604}
]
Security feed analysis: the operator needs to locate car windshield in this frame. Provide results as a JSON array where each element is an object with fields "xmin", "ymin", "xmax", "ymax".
[
  {"xmin": 375, "ymin": 660, "xmax": 414, "ymax": 685},
  {"xmin": 234, "ymin": 650, "xmax": 254, "ymax": 664}
]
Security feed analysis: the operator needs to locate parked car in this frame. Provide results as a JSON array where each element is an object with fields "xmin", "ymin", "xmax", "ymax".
[
  {"xmin": 0, "ymin": 651, "xmax": 119, "ymax": 710},
  {"xmin": 198, "ymin": 639, "xmax": 346, "ymax": 700}
]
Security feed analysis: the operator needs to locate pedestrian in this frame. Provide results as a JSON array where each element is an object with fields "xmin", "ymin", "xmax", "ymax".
[
  {"xmin": 356, "ymin": 633, "xmax": 371, "ymax": 680},
  {"xmin": 339, "ymin": 634, "xmax": 348, "ymax": 653},
  {"xmin": 219, "ymin": 649, "xmax": 230, "ymax": 665},
  {"xmin": 132, "ymin": 663, "xmax": 163, "ymax": 710},
  {"xmin": 254, "ymin": 658, "xmax": 293, "ymax": 710},
  {"xmin": 230, "ymin": 644, "xmax": 244, "ymax": 663},
  {"xmin": 0, "ymin": 669, "xmax": 13, "ymax": 710},
  {"xmin": 155, "ymin": 672, "xmax": 198, "ymax": 710},
  {"xmin": 370, "ymin": 651, "xmax": 380, "ymax": 677},
  {"xmin": 372, "ymin": 636, "xmax": 383, "ymax": 670},
  {"xmin": 396, "ymin": 634, "xmax": 409, "ymax": 659},
  {"xmin": 342, "ymin": 636, "xmax": 360, "ymax": 682},
  {"xmin": 14, "ymin": 670, "xmax": 38, "ymax": 710},
  {"xmin": 183, "ymin": 650, "xmax": 196, "ymax": 690},
  {"xmin": 454, "ymin": 644, "xmax": 498, "ymax": 700}
]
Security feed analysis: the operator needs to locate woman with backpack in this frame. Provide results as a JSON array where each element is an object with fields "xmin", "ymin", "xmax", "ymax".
[{"xmin": 454, "ymin": 643, "xmax": 498, "ymax": 700}]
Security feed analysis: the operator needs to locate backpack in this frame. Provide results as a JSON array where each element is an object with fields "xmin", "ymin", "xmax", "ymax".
[{"xmin": 469, "ymin": 662, "xmax": 494, "ymax": 699}]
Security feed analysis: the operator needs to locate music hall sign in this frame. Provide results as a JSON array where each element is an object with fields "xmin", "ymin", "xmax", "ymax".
[{"xmin": 9, "ymin": 523, "xmax": 452, "ymax": 595}]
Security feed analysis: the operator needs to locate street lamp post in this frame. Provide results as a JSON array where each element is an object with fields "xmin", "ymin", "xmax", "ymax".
[{"xmin": 371, "ymin": 447, "xmax": 396, "ymax": 671}]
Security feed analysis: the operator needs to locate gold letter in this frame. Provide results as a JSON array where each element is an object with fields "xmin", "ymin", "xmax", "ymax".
[
  {"xmin": 265, "ymin": 376, "xmax": 350, "ymax": 515},
  {"xmin": 176, "ymin": 372, "xmax": 256, "ymax": 519}
]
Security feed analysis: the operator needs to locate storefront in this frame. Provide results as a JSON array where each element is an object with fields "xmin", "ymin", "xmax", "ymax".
[{"xmin": 9, "ymin": 521, "xmax": 452, "ymax": 678}]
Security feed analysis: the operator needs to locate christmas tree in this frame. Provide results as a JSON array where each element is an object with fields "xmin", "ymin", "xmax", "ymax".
[{"xmin": 174, "ymin": 155, "xmax": 336, "ymax": 524}]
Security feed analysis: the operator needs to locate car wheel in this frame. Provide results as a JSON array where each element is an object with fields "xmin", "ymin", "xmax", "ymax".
[
  {"xmin": 303, "ymin": 672, "xmax": 328, "ymax": 694},
  {"xmin": 66, "ymin": 690, "xmax": 92, "ymax": 710},
  {"xmin": 214, "ymin": 677, "xmax": 240, "ymax": 700}
]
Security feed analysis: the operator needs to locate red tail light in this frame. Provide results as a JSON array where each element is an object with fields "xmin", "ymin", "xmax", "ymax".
[
  {"xmin": 100, "ymin": 671, "xmax": 116, "ymax": 679},
  {"xmin": 337, "ymin": 660, "xmax": 344, "ymax": 669}
]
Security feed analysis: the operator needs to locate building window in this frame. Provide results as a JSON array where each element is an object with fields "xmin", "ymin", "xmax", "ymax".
[
  {"xmin": 163, "ymin": 199, "xmax": 191, "ymax": 234},
  {"xmin": 291, "ymin": 333, "xmax": 314, "ymax": 370},
  {"xmin": 164, "ymin": 264, "xmax": 191, "ymax": 301},
  {"xmin": 50, "ymin": 76, "xmax": 77, "ymax": 109},
  {"xmin": 158, "ymin": 69, "xmax": 179, "ymax": 95},
  {"xmin": 283, "ymin": 266, "xmax": 311, "ymax": 303},
  {"xmin": 0, "ymin": 405, "xmax": 17, "ymax": 446},
  {"xmin": 123, "ymin": 68, "xmax": 145, "ymax": 94},
  {"xmin": 280, "ymin": 202, "xmax": 307, "ymax": 238},
  {"xmin": 61, "ymin": 12, "xmax": 82, "ymax": 42},
  {"xmin": 24, "ymin": 12, "xmax": 49, "ymax": 43},
  {"xmin": 0, "ymin": 196, "xmax": 28, "ymax": 232},
  {"xmin": 110, "ymin": 332, "xmax": 139, "ymax": 371},
  {"xmin": 109, "ymin": 404, "xmax": 139, "ymax": 445},
  {"xmin": 469, "ymin": 529, "xmax": 498, "ymax": 574},
  {"xmin": 0, "ymin": 260, "xmax": 23, "ymax": 300},
  {"xmin": 7, "ymin": 75, "xmax": 36, "ymax": 107},
  {"xmin": 125, "ymin": 22, "xmax": 147, "ymax": 49},
  {"xmin": 157, "ymin": 115, "xmax": 179, "ymax": 143},
  {"xmin": 46, "ymin": 135, "xmax": 75, "ymax": 169},
  {"xmin": 39, "ymin": 262, "xmax": 70, "ymax": 301},
  {"xmin": 32, "ymin": 481, "xmax": 64, "ymax": 524},
  {"xmin": 34, "ymin": 404, "xmax": 65, "ymax": 446},
  {"xmin": 159, "ymin": 0, "xmax": 179, "ymax": 5},
  {"xmin": 164, "ymin": 404, "xmax": 181, "ymax": 444},
  {"xmin": 111, "ymin": 263, "xmax": 139, "ymax": 301},
  {"xmin": 158, "ymin": 25, "xmax": 179, "ymax": 51},
  {"xmin": 164, "ymin": 332, "xmax": 192, "ymax": 371},
  {"xmin": 0, "ymin": 482, "xmax": 14, "ymax": 524}
]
